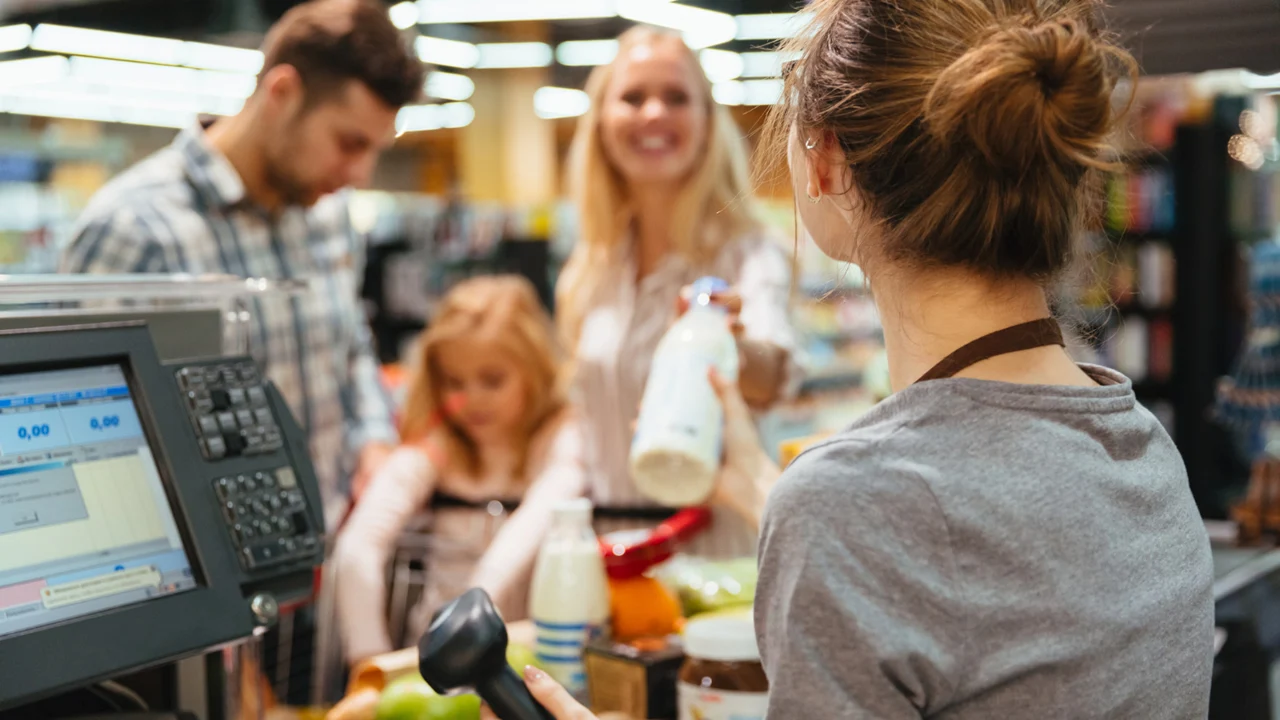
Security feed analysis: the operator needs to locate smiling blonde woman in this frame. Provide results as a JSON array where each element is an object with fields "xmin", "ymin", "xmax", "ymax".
[{"xmin": 556, "ymin": 26, "xmax": 800, "ymax": 557}]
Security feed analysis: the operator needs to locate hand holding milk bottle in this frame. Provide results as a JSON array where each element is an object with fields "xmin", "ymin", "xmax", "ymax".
[{"xmin": 630, "ymin": 276, "xmax": 741, "ymax": 507}]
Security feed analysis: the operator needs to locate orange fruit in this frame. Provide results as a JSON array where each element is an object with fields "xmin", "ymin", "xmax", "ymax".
[{"xmin": 608, "ymin": 576, "xmax": 682, "ymax": 640}]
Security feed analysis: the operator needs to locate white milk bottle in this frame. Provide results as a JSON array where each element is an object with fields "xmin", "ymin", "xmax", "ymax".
[
  {"xmin": 630, "ymin": 276, "xmax": 740, "ymax": 506},
  {"xmin": 528, "ymin": 498, "xmax": 609, "ymax": 697}
]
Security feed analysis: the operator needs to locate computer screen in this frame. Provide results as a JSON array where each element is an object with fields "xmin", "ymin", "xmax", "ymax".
[{"xmin": 0, "ymin": 363, "xmax": 195, "ymax": 639}]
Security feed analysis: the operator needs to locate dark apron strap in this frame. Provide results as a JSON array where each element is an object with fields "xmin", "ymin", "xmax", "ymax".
[{"xmin": 915, "ymin": 318, "xmax": 1065, "ymax": 384}]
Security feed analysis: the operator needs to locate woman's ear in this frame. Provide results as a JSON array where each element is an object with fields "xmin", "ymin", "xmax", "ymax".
[{"xmin": 804, "ymin": 132, "xmax": 848, "ymax": 198}]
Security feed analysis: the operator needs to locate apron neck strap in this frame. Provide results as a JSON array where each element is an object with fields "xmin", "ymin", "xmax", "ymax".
[{"xmin": 915, "ymin": 318, "xmax": 1065, "ymax": 384}]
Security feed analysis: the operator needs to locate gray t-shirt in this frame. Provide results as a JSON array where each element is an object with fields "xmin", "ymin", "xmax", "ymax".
[{"xmin": 756, "ymin": 365, "xmax": 1213, "ymax": 718}]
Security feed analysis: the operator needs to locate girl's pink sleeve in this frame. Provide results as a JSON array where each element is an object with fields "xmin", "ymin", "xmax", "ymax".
[{"xmin": 332, "ymin": 445, "xmax": 437, "ymax": 662}]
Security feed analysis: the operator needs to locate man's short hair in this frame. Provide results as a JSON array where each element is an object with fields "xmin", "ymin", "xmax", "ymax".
[{"xmin": 259, "ymin": 0, "xmax": 425, "ymax": 109}]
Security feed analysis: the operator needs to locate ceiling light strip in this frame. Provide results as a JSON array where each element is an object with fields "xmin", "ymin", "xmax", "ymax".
[
  {"xmin": 533, "ymin": 86, "xmax": 590, "ymax": 119},
  {"xmin": 415, "ymin": 0, "xmax": 616, "ymax": 24},
  {"xmin": 617, "ymin": 0, "xmax": 736, "ymax": 49},
  {"xmin": 28, "ymin": 24, "xmax": 263, "ymax": 74}
]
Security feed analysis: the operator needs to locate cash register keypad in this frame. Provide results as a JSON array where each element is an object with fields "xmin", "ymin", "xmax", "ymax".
[
  {"xmin": 176, "ymin": 361, "xmax": 283, "ymax": 461},
  {"xmin": 214, "ymin": 468, "xmax": 320, "ymax": 571}
]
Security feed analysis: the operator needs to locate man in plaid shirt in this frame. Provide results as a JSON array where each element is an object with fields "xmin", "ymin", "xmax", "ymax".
[{"xmin": 60, "ymin": 0, "xmax": 425, "ymax": 527}]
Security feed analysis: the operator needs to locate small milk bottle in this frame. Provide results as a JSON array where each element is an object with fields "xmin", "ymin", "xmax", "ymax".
[
  {"xmin": 528, "ymin": 498, "xmax": 609, "ymax": 697},
  {"xmin": 630, "ymin": 276, "xmax": 741, "ymax": 506}
]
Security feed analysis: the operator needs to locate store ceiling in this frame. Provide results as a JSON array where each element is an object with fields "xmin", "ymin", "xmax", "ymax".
[
  {"xmin": 1, "ymin": 0, "xmax": 1277, "ymax": 74},
  {"xmin": 1109, "ymin": 0, "xmax": 1280, "ymax": 75}
]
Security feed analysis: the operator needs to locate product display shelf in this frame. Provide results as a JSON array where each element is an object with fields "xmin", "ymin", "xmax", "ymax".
[
  {"xmin": 1063, "ymin": 84, "xmax": 1280, "ymax": 517},
  {"xmin": 1172, "ymin": 94, "xmax": 1276, "ymax": 517},
  {"xmin": 0, "ymin": 128, "xmax": 130, "ymax": 274}
]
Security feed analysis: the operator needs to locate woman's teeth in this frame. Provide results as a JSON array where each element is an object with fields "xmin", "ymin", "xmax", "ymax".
[{"xmin": 638, "ymin": 135, "xmax": 672, "ymax": 151}]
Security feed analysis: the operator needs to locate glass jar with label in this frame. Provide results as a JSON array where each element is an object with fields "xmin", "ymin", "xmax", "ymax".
[{"xmin": 677, "ymin": 614, "xmax": 768, "ymax": 720}]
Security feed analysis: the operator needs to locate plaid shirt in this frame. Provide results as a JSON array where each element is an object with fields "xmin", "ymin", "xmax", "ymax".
[{"xmin": 59, "ymin": 124, "xmax": 398, "ymax": 523}]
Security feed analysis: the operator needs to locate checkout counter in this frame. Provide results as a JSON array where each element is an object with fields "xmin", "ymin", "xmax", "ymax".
[
  {"xmin": 2, "ymin": 276, "xmax": 1280, "ymax": 719},
  {"xmin": 0, "ymin": 275, "xmax": 325, "ymax": 719}
]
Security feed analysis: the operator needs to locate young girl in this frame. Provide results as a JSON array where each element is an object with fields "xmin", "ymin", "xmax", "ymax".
[{"xmin": 332, "ymin": 275, "xmax": 583, "ymax": 664}]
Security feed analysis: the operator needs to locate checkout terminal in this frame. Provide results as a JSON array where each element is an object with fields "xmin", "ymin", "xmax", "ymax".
[{"xmin": 0, "ymin": 321, "xmax": 325, "ymax": 717}]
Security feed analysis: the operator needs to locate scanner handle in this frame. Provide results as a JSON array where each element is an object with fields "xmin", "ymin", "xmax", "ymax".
[{"xmin": 478, "ymin": 667, "xmax": 555, "ymax": 720}]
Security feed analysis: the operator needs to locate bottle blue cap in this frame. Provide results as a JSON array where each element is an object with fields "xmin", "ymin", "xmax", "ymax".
[{"xmin": 691, "ymin": 276, "xmax": 730, "ymax": 307}]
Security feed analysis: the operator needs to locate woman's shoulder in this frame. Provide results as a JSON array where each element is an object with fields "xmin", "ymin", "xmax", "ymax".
[{"xmin": 778, "ymin": 427, "xmax": 911, "ymax": 497}]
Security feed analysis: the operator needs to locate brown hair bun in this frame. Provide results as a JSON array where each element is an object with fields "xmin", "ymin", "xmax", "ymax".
[
  {"xmin": 926, "ymin": 19, "xmax": 1113, "ymax": 176},
  {"xmin": 762, "ymin": 0, "xmax": 1137, "ymax": 280}
]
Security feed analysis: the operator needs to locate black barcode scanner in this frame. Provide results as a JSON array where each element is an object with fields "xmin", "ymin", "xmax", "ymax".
[{"xmin": 418, "ymin": 588, "xmax": 554, "ymax": 720}]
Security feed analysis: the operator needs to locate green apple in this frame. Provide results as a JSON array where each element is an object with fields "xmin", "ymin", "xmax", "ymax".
[
  {"xmin": 424, "ymin": 693, "xmax": 481, "ymax": 720},
  {"xmin": 375, "ymin": 676, "xmax": 436, "ymax": 720},
  {"xmin": 506, "ymin": 642, "xmax": 541, "ymax": 674}
]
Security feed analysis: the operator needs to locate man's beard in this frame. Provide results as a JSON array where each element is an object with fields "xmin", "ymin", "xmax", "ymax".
[{"xmin": 264, "ymin": 143, "xmax": 320, "ymax": 208}]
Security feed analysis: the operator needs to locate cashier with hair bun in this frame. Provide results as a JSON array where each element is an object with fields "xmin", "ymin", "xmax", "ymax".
[{"xmin": 493, "ymin": 0, "xmax": 1215, "ymax": 718}]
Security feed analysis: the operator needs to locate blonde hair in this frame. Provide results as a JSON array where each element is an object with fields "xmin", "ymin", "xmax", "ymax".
[
  {"xmin": 557, "ymin": 25, "xmax": 761, "ymax": 348},
  {"xmin": 401, "ymin": 275, "xmax": 564, "ymax": 479}
]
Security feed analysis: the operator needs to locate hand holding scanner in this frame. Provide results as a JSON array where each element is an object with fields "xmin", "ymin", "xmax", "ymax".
[{"xmin": 419, "ymin": 588, "xmax": 553, "ymax": 720}]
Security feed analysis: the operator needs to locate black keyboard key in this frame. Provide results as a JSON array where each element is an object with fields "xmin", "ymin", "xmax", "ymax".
[
  {"xmin": 223, "ymin": 432, "xmax": 246, "ymax": 456},
  {"xmin": 210, "ymin": 389, "xmax": 232, "ymax": 411}
]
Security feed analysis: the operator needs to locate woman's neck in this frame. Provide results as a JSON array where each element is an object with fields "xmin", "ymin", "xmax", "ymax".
[
  {"xmin": 871, "ymin": 265, "xmax": 1092, "ymax": 392},
  {"xmin": 629, "ymin": 182, "xmax": 677, "ymax": 279}
]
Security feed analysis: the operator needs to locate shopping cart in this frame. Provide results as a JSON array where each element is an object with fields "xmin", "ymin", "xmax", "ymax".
[{"xmin": 302, "ymin": 501, "xmax": 514, "ymax": 710}]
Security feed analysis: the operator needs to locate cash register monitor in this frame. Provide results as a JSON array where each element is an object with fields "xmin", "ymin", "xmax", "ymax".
[
  {"xmin": 0, "ymin": 364, "xmax": 196, "ymax": 640},
  {"xmin": 0, "ymin": 323, "xmax": 324, "ymax": 712}
]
